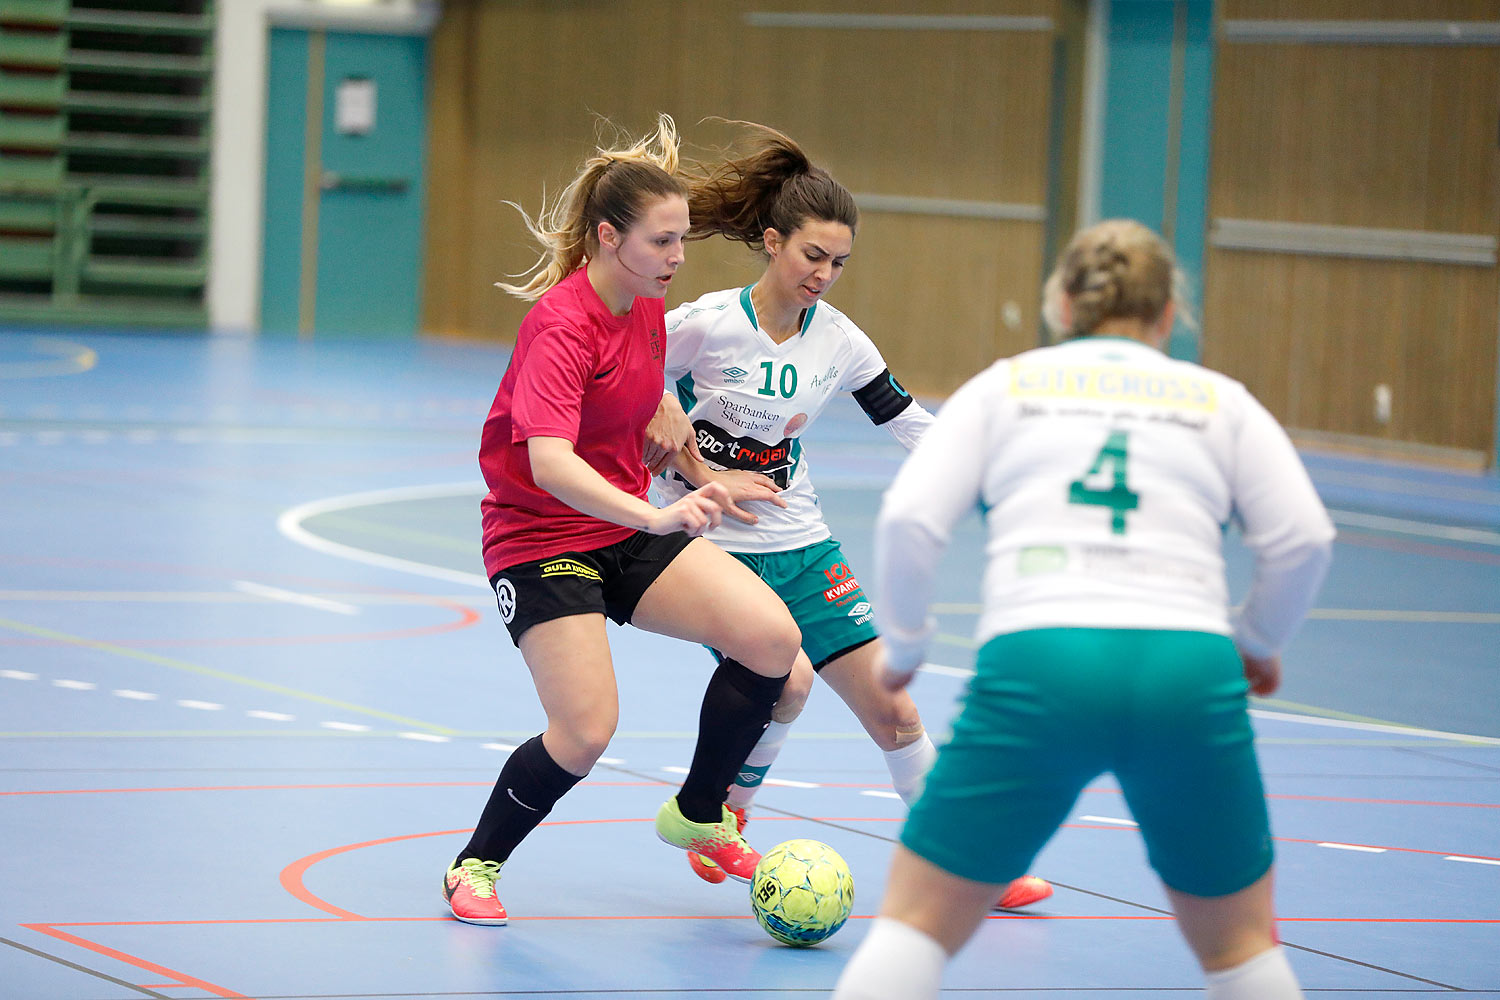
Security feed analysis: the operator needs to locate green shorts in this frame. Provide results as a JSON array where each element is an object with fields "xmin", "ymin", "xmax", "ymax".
[
  {"xmin": 901, "ymin": 627, "xmax": 1273, "ymax": 898},
  {"xmin": 727, "ymin": 538, "xmax": 877, "ymax": 669}
]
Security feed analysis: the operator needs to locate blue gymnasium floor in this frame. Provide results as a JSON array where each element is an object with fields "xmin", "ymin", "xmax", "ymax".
[{"xmin": 0, "ymin": 330, "xmax": 1496, "ymax": 999}]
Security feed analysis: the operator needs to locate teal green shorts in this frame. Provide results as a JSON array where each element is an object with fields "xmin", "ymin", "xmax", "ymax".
[
  {"xmin": 727, "ymin": 538, "xmax": 877, "ymax": 669},
  {"xmin": 901, "ymin": 627, "xmax": 1272, "ymax": 898}
]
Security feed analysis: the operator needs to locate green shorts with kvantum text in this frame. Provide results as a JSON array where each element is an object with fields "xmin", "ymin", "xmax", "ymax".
[
  {"xmin": 726, "ymin": 537, "xmax": 878, "ymax": 670},
  {"xmin": 901, "ymin": 627, "xmax": 1273, "ymax": 898}
]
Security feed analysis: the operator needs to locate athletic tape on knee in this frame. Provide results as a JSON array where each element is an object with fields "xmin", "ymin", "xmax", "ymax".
[{"xmin": 893, "ymin": 724, "xmax": 925, "ymax": 748}]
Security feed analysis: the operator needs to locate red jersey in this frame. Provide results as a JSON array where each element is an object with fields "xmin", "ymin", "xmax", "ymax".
[{"xmin": 479, "ymin": 267, "xmax": 667, "ymax": 575}]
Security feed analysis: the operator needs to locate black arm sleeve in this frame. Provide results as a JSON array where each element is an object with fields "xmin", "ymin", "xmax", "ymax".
[{"xmin": 851, "ymin": 368, "xmax": 915, "ymax": 426}]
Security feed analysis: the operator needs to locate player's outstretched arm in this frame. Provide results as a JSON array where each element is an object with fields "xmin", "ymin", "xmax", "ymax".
[{"xmin": 528, "ymin": 435, "xmax": 724, "ymax": 536}]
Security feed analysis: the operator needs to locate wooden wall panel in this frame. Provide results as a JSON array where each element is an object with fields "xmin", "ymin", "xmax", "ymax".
[
  {"xmin": 422, "ymin": 0, "xmax": 1064, "ymax": 397},
  {"xmin": 1210, "ymin": 45, "xmax": 1500, "ymax": 233},
  {"xmin": 1205, "ymin": 1, "xmax": 1500, "ymax": 462},
  {"xmin": 837, "ymin": 215, "xmax": 1044, "ymax": 395},
  {"xmin": 1225, "ymin": 0, "xmax": 1500, "ymax": 20},
  {"xmin": 1204, "ymin": 250, "xmax": 1499, "ymax": 453}
]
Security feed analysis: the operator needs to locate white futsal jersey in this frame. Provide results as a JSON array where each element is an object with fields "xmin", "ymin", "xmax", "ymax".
[
  {"xmin": 875, "ymin": 335, "xmax": 1335, "ymax": 668},
  {"xmin": 661, "ymin": 287, "xmax": 931, "ymax": 552}
]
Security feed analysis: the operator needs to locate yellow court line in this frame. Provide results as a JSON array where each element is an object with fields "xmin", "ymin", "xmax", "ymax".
[
  {"xmin": 0, "ymin": 338, "xmax": 97, "ymax": 379},
  {"xmin": 0, "ymin": 617, "xmax": 456, "ymax": 735}
]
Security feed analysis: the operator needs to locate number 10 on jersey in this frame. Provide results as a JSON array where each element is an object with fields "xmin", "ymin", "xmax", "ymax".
[{"xmin": 1068, "ymin": 430, "xmax": 1139, "ymax": 534}]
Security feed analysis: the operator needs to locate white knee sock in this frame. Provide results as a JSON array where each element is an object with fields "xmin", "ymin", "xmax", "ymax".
[
  {"xmin": 832, "ymin": 917, "xmax": 947, "ymax": 1000},
  {"xmin": 726, "ymin": 719, "xmax": 791, "ymax": 810},
  {"xmin": 884, "ymin": 731, "xmax": 937, "ymax": 806},
  {"xmin": 1205, "ymin": 946, "xmax": 1304, "ymax": 999}
]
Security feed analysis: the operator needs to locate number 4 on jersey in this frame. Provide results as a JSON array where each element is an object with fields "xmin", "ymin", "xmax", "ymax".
[{"xmin": 1068, "ymin": 430, "xmax": 1139, "ymax": 534}]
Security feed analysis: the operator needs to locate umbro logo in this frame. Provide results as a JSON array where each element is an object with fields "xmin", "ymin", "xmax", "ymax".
[{"xmin": 722, "ymin": 366, "xmax": 748, "ymax": 385}]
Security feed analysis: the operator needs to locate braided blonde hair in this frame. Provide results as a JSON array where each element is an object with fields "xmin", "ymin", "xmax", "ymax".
[
  {"xmin": 1042, "ymin": 219, "xmax": 1195, "ymax": 339},
  {"xmin": 497, "ymin": 114, "xmax": 688, "ymax": 301}
]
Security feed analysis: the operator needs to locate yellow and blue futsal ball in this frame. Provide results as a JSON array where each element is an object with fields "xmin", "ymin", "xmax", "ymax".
[{"xmin": 749, "ymin": 839, "xmax": 854, "ymax": 947}]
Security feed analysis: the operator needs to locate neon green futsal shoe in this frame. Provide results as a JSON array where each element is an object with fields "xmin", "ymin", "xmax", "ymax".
[{"xmin": 655, "ymin": 797, "xmax": 761, "ymax": 883}]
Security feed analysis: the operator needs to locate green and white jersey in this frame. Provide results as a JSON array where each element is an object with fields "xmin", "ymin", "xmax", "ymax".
[
  {"xmin": 874, "ymin": 336, "xmax": 1335, "ymax": 673},
  {"xmin": 662, "ymin": 286, "xmax": 930, "ymax": 553}
]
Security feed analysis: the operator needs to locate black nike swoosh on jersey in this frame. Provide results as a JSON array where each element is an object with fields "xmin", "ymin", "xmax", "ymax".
[{"xmin": 593, "ymin": 365, "xmax": 619, "ymax": 380}]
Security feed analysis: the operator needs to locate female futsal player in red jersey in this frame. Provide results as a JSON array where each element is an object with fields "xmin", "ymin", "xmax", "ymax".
[{"xmin": 443, "ymin": 116, "xmax": 801, "ymax": 925}]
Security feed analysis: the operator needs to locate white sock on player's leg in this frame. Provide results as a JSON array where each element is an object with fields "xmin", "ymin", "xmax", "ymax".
[{"xmin": 832, "ymin": 917, "xmax": 946, "ymax": 1000}]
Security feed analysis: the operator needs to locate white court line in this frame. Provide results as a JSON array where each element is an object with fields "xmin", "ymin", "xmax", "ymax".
[
  {"xmin": 597, "ymin": 756, "xmax": 624, "ymax": 765},
  {"xmin": 1330, "ymin": 509, "xmax": 1500, "ymax": 547},
  {"xmin": 277, "ymin": 483, "xmax": 491, "ymax": 589},
  {"xmin": 399, "ymin": 732, "xmax": 450, "ymax": 743},
  {"xmin": 113, "ymin": 689, "xmax": 158, "ymax": 701},
  {"xmin": 1317, "ymin": 843, "xmax": 1387, "ymax": 853},
  {"xmin": 53, "ymin": 679, "xmax": 96, "ymax": 690},
  {"xmin": 917, "ymin": 661, "xmax": 975, "ymax": 678},
  {"xmin": 177, "ymin": 699, "xmax": 222, "ymax": 711},
  {"xmin": 322, "ymin": 721, "xmax": 371, "ymax": 732},
  {"xmin": 860, "ymin": 790, "xmax": 902, "ymax": 800},
  {"xmin": 482, "ymin": 742, "xmax": 518, "ymax": 752},
  {"xmin": 1, "ymin": 670, "xmax": 38, "ymax": 680},
  {"xmin": 1080, "ymin": 815, "xmax": 1138, "ymax": 826},
  {"xmin": 247, "ymin": 710, "xmax": 295, "ymax": 721},
  {"xmin": 1248, "ymin": 709, "xmax": 1500, "ymax": 747},
  {"xmin": 763, "ymin": 778, "xmax": 821, "ymax": 789},
  {"xmin": 1445, "ymin": 856, "xmax": 1500, "ymax": 866},
  {"xmin": 232, "ymin": 580, "xmax": 360, "ymax": 616}
]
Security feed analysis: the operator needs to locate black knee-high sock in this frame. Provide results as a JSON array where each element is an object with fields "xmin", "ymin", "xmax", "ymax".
[
  {"xmin": 457, "ymin": 734, "xmax": 583, "ymax": 866},
  {"xmin": 677, "ymin": 658, "xmax": 788, "ymax": 823}
]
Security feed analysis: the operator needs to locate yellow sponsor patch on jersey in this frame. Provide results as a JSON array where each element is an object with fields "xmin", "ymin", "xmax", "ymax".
[
  {"xmin": 1012, "ymin": 365, "xmax": 1217, "ymax": 412},
  {"xmin": 539, "ymin": 558, "xmax": 603, "ymax": 582}
]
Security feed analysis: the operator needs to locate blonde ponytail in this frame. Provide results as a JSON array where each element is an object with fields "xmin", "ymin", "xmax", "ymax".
[{"xmin": 498, "ymin": 114, "xmax": 687, "ymax": 300}]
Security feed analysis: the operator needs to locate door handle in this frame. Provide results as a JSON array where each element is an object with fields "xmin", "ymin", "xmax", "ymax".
[{"xmin": 319, "ymin": 171, "xmax": 409, "ymax": 194}]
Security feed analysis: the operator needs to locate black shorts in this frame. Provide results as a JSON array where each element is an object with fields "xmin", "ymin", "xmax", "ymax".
[{"xmin": 490, "ymin": 530, "xmax": 696, "ymax": 645}]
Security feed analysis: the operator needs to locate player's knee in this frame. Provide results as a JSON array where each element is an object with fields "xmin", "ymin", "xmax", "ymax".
[
  {"xmin": 723, "ymin": 605, "xmax": 801, "ymax": 677},
  {"xmin": 772, "ymin": 654, "xmax": 816, "ymax": 722},
  {"xmin": 559, "ymin": 711, "xmax": 617, "ymax": 767},
  {"xmin": 876, "ymin": 692, "xmax": 924, "ymax": 747}
]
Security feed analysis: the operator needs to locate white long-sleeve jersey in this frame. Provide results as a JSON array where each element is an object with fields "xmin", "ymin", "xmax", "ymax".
[
  {"xmin": 874, "ymin": 336, "xmax": 1335, "ymax": 677},
  {"xmin": 661, "ymin": 287, "xmax": 932, "ymax": 552}
]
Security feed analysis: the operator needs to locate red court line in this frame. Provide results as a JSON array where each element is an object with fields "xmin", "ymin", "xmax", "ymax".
[
  {"xmin": 1338, "ymin": 530, "xmax": 1500, "ymax": 566},
  {"xmin": 1268, "ymin": 793, "xmax": 1500, "ymax": 809},
  {"xmin": 1084, "ymin": 787, "xmax": 1499, "ymax": 810},
  {"xmin": 21, "ymin": 923, "xmax": 248, "ymax": 1000}
]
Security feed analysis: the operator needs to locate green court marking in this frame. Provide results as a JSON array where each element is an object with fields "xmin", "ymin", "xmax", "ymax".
[
  {"xmin": 305, "ymin": 512, "xmax": 475, "ymax": 554},
  {"xmin": 0, "ymin": 617, "xmax": 456, "ymax": 735}
]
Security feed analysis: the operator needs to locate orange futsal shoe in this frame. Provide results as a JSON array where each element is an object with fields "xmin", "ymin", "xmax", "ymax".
[
  {"xmin": 687, "ymin": 804, "xmax": 748, "ymax": 884},
  {"xmin": 995, "ymin": 875, "xmax": 1054, "ymax": 910},
  {"xmin": 443, "ymin": 858, "xmax": 507, "ymax": 925}
]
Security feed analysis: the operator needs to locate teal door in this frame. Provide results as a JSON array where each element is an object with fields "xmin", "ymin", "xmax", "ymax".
[{"xmin": 261, "ymin": 27, "xmax": 427, "ymax": 338}]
